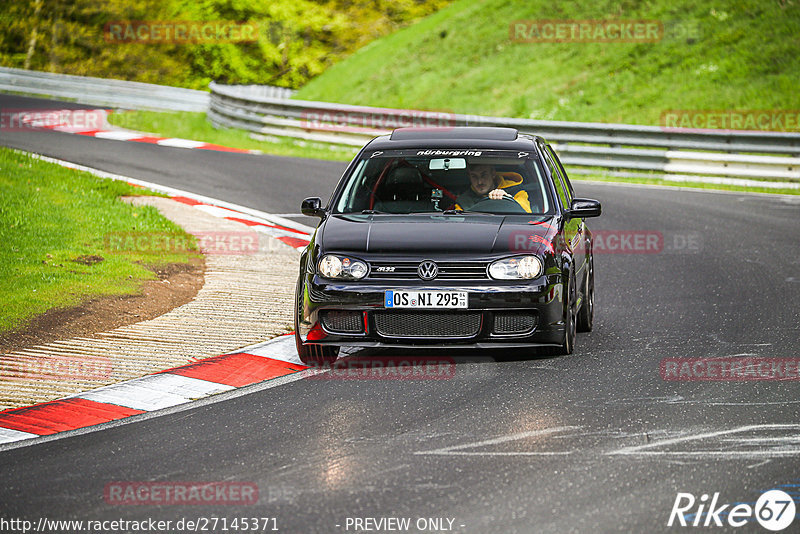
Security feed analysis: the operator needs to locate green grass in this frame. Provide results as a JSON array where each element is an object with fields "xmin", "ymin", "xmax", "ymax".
[
  {"xmin": 108, "ymin": 111, "xmax": 358, "ymax": 162},
  {"xmin": 0, "ymin": 148, "xmax": 200, "ymax": 333},
  {"xmin": 573, "ymin": 174, "xmax": 800, "ymax": 196},
  {"xmin": 295, "ymin": 0, "xmax": 800, "ymax": 126}
]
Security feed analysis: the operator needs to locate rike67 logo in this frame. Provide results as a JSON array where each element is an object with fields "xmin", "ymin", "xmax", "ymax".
[{"xmin": 668, "ymin": 490, "xmax": 796, "ymax": 530}]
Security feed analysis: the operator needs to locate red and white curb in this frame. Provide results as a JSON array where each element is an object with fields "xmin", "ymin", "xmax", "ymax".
[
  {"xmin": 169, "ymin": 196, "xmax": 312, "ymax": 250},
  {"xmin": 26, "ymin": 152, "xmax": 315, "ymax": 250},
  {"xmin": 13, "ymin": 108, "xmax": 257, "ymax": 154},
  {"xmin": 0, "ymin": 152, "xmax": 318, "ymax": 447},
  {"xmin": 0, "ymin": 335, "xmax": 306, "ymax": 445}
]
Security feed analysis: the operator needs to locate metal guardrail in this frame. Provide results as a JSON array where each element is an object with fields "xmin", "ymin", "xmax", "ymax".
[
  {"xmin": 0, "ymin": 66, "xmax": 210, "ymax": 112},
  {"xmin": 0, "ymin": 67, "xmax": 294, "ymax": 113},
  {"xmin": 209, "ymin": 81, "xmax": 800, "ymax": 183},
  {"xmin": 212, "ymin": 83, "xmax": 296, "ymax": 101}
]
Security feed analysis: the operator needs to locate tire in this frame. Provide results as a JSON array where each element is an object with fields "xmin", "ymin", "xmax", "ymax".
[
  {"xmin": 577, "ymin": 253, "xmax": 594, "ymax": 333},
  {"xmin": 541, "ymin": 270, "xmax": 576, "ymax": 356},
  {"xmin": 296, "ymin": 338, "xmax": 339, "ymax": 366},
  {"xmin": 294, "ymin": 278, "xmax": 339, "ymax": 366}
]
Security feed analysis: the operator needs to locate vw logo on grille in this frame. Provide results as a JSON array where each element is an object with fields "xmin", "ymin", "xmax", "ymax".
[{"xmin": 417, "ymin": 260, "xmax": 438, "ymax": 280}]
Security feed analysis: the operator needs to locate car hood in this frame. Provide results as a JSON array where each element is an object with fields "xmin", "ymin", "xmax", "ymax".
[{"xmin": 319, "ymin": 214, "xmax": 559, "ymax": 255}]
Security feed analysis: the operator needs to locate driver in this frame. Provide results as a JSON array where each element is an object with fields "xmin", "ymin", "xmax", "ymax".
[{"xmin": 455, "ymin": 164, "xmax": 531, "ymax": 212}]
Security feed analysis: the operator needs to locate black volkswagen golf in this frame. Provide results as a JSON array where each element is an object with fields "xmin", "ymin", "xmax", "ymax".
[{"xmin": 295, "ymin": 127, "xmax": 601, "ymax": 365}]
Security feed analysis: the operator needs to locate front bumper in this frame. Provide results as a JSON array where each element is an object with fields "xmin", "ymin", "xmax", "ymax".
[{"xmin": 297, "ymin": 275, "xmax": 566, "ymax": 348}]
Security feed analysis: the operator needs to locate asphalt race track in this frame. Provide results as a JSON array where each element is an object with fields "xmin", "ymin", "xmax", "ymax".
[
  {"xmin": 1, "ymin": 94, "xmax": 800, "ymax": 532},
  {"xmin": 0, "ymin": 94, "xmax": 345, "ymax": 226}
]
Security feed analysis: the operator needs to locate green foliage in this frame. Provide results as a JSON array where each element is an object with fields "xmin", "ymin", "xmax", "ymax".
[
  {"xmin": 0, "ymin": 0, "xmax": 194, "ymax": 84},
  {"xmin": 295, "ymin": 0, "xmax": 800, "ymax": 125},
  {"xmin": 0, "ymin": 0, "xmax": 451, "ymax": 89}
]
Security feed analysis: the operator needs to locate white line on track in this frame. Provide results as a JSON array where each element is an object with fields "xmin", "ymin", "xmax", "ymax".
[
  {"xmin": 608, "ymin": 424, "xmax": 800, "ymax": 458},
  {"xmin": 94, "ymin": 131, "xmax": 146, "ymax": 141},
  {"xmin": 156, "ymin": 138, "xmax": 207, "ymax": 148},
  {"xmin": 414, "ymin": 426, "xmax": 582, "ymax": 456}
]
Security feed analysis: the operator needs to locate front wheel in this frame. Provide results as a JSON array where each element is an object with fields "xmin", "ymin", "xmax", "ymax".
[
  {"xmin": 295, "ymin": 278, "xmax": 339, "ymax": 366},
  {"xmin": 295, "ymin": 336, "xmax": 339, "ymax": 366},
  {"xmin": 541, "ymin": 271, "xmax": 576, "ymax": 356},
  {"xmin": 577, "ymin": 254, "xmax": 594, "ymax": 333}
]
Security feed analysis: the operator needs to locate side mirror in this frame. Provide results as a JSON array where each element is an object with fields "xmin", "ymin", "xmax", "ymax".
[
  {"xmin": 301, "ymin": 197, "xmax": 325, "ymax": 218},
  {"xmin": 566, "ymin": 198, "xmax": 601, "ymax": 219}
]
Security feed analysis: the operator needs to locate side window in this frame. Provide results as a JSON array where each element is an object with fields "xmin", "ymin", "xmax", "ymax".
[
  {"xmin": 547, "ymin": 145, "xmax": 574, "ymax": 199},
  {"xmin": 541, "ymin": 147, "xmax": 569, "ymax": 210}
]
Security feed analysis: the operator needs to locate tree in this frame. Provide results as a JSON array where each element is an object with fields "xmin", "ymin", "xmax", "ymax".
[{"xmin": 0, "ymin": 0, "xmax": 451, "ymax": 88}]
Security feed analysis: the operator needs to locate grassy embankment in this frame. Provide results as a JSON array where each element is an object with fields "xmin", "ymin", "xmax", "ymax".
[
  {"xmin": 296, "ymin": 0, "xmax": 798, "ymax": 124},
  {"xmin": 0, "ymin": 148, "xmax": 199, "ymax": 334}
]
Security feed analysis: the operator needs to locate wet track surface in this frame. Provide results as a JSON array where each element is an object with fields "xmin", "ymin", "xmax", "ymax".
[{"xmin": 1, "ymin": 94, "xmax": 799, "ymax": 532}]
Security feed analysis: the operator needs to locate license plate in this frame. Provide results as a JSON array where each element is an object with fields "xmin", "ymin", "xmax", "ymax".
[{"xmin": 384, "ymin": 290, "xmax": 468, "ymax": 309}]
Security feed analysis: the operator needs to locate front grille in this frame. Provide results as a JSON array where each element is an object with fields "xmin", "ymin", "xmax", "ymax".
[
  {"xmin": 320, "ymin": 310, "xmax": 363, "ymax": 333},
  {"xmin": 374, "ymin": 311, "xmax": 482, "ymax": 338},
  {"xmin": 493, "ymin": 312, "xmax": 536, "ymax": 335},
  {"xmin": 368, "ymin": 261, "xmax": 488, "ymax": 280}
]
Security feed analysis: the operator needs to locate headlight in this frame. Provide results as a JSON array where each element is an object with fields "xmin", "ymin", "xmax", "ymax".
[
  {"xmin": 488, "ymin": 256, "xmax": 543, "ymax": 280},
  {"xmin": 318, "ymin": 254, "xmax": 368, "ymax": 280}
]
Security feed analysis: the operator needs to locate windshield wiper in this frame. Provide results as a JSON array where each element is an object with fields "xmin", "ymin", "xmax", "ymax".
[
  {"xmin": 360, "ymin": 209, "xmax": 384, "ymax": 214},
  {"xmin": 411, "ymin": 210, "xmax": 464, "ymax": 215}
]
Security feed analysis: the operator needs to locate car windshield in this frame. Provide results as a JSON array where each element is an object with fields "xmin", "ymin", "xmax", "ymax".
[{"xmin": 333, "ymin": 149, "xmax": 554, "ymax": 215}]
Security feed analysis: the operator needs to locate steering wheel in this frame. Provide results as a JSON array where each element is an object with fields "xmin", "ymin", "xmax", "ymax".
[{"xmin": 467, "ymin": 194, "xmax": 528, "ymax": 214}]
